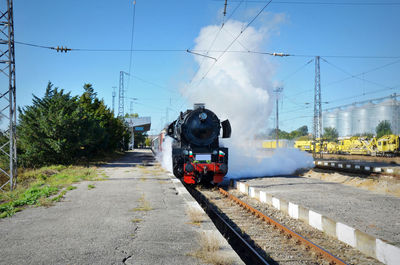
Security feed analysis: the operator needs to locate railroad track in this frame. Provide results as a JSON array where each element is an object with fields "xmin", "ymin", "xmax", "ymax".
[{"xmin": 188, "ymin": 186, "xmax": 350, "ymax": 265}]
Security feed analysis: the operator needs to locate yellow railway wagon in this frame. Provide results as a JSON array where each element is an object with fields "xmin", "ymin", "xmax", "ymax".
[
  {"xmin": 338, "ymin": 137, "xmax": 372, "ymax": 155},
  {"xmin": 292, "ymin": 134, "xmax": 400, "ymax": 156},
  {"xmin": 376, "ymin": 135, "xmax": 400, "ymax": 156},
  {"xmin": 262, "ymin": 140, "xmax": 292, "ymax": 149},
  {"xmin": 294, "ymin": 140, "xmax": 312, "ymax": 152}
]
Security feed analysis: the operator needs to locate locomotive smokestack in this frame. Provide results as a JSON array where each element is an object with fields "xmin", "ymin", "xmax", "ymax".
[{"xmin": 193, "ymin": 103, "xmax": 205, "ymax": 110}]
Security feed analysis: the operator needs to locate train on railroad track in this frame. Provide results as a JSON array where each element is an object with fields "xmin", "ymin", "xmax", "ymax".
[
  {"xmin": 152, "ymin": 104, "xmax": 231, "ymax": 185},
  {"xmin": 263, "ymin": 134, "xmax": 400, "ymax": 156}
]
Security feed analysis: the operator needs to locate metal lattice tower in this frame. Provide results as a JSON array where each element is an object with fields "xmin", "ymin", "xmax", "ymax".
[
  {"xmin": 112, "ymin": 86, "xmax": 116, "ymax": 114},
  {"xmin": 118, "ymin": 71, "xmax": 129, "ymax": 117},
  {"xmin": 313, "ymin": 56, "xmax": 322, "ymax": 158},
  {"xmin": 0, "ymin": 0, "xmax": 17, "ymax": 191}
]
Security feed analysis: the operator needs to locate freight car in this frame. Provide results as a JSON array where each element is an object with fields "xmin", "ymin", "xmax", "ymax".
[{"xmin": 153, "ymin": 104, "xmax": 231, "ymax": 184}]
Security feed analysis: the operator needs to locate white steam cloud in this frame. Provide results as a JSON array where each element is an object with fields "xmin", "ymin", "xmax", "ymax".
[
  {"xmin": 182, "ymin": 19, "xmax": 313, "ymax": 178},
  {"xmin": 157, "ymin": 136, "xmax": 173, "ymax": 173}
]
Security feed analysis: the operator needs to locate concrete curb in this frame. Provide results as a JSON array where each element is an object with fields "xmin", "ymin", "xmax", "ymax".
[
  {"xmin": 313, "ymin": 160, "xmax": 400, "ymax": 175},
  {"xmin": 234, "ymin": 180, "xmax": 400, "ymax": 265}
]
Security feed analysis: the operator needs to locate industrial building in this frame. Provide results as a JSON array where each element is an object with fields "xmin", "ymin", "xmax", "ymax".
[{"xmin": 322, "ymin": 94, "xmax": 400, "ymax": 137}]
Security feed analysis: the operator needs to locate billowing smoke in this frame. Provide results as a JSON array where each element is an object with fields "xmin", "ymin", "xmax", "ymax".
[
  {"xmin": 182, "ymin": 19, "xmax": 313, "ymax": 178},
  {"xmin": 157, "ymin": 136, "xmax": 173, "ymax": 173}
]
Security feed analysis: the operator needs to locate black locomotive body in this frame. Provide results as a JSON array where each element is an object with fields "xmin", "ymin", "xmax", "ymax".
[{"xmin": 166, "ymin": 104, "xmax": 231, "ymax": 184}]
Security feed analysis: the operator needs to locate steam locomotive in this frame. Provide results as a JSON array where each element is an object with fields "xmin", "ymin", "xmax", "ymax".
[{"xmin": 152, "ymin": 104, "xmax": 231, "ymax": 184}]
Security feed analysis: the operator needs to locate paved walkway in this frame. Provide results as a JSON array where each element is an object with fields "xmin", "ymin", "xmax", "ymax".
[{"xmin": 0, "ymin": 150, "xmax": 243, "ymax": 265}]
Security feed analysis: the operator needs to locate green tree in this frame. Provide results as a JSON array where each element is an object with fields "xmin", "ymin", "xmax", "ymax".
[
  {"xmin": 323, "ymin": 127, "xmax": 339, "ymax": 141},
  {"xmin": 124, "ymin": 113, "xmax": 139, "ymax": 118},
  {"xmin": 270, "ymin": 125, "xmax": 309, "ymax": 140},
  {"xmin": 145, "ymin": 137, "xmax": 151, "ymax": 147},
  {"xmin": 297, "ymin": 125, "xmax": 308, "ymax": 136},
  {"xmin": 134, "ymin": 132, "xmax": 147, "ymax": 148},
  {"xmin": 289, "ymin": 125, "xmax": 309, "ymax": 139},
  {"xmin": 376, "ymin": 120, "xmax": 392, "ymax": 138},
  {"xmin": 18, "ymin": 82, "xmax": 129, "ymax": 167},
  {"xmin": 18, "ymin": 82, "xmax": 84, "ymax": 166}
]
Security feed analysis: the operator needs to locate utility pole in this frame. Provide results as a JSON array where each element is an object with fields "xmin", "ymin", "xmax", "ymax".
[
  {"xmin": 118, "ymin": 71, "xmax": 129, "ymax": 117},
  {"xmin": 112, "ymin": 86, "xmax": 116, "ymax": 114},
  {"xmin": 130, "ymin": 100, "xmax": 134, "ymax": 115},
  {"xmin": 273, "ymin": 87, "xmax": 283, "ymax": 148},
  {"xmin": 0, "ymin": 0, "xmax": 17, "ymax": 191},
  {"xmin": 313, "ymin": 56, "xmax": 322, "ymax": 159}
]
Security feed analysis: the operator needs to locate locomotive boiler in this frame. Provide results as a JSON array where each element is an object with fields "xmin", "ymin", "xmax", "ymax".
[{"xmin": 165, "ymin": 104, "xmax": 231, "ymax": 184}]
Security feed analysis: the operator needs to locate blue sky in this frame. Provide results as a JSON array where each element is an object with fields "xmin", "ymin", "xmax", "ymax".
[{"xmin": 10, "ymin": 0, "xmax": 400, "ymax": 134}]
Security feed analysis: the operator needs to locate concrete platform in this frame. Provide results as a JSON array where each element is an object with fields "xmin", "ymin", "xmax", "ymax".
[
  {"xmin": 233, "ymin": 175, "xmax": 400, "ymax": 265},
  {"xmin": 315, "ymin": 159, "xmax": 400, "ymax": 175},
  {"xmin": 0, "ymin": 150, "xmax": 243, "ymax": 265}
]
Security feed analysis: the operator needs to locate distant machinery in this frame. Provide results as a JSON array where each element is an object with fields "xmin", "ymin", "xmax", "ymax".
[{"xmin": 323, "ymin": 94, "xmax": 400, "ymax": 137}]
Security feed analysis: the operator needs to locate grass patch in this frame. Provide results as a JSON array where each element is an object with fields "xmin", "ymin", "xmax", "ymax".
[
  {"xmin": 0, "ymin": 165, "xmax": 98, "ymax": 218},
  {"xmin": 189, "ymin": 231, "xmax": 233, "ymax": 265},
  {"xmin": 186, "ymin": 206, "xmax": 206, "ymax": 226},
  {"xmin": 88, "ymin": 184, "xmax": 95, "ymax": 190},
  {"xmin": 66, "ymin": 186, "xmax": 77, "ymax": 191},
  {"xmin": 131, "ymin": 194, "xmax": 152, "ymax": 211}
]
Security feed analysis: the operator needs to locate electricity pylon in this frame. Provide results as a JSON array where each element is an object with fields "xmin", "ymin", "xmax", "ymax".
[{"xmin": 0, "ymin": 0, "xmax": 17, "ymax": 191}]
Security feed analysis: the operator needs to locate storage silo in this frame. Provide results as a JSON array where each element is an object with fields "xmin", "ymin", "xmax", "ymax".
[
  {"xmin": 352, "ymin": 104, "xmax": 369, "ymax": 135},
  {"xmin": 361, "ymin": 102, "xmax": 377, "ymax": 135},
  {"xmin": 341, "ymin": 106, "xmax": 354, "ymax": 136},
  {"xmin": 374, "ymin": 98, "xmax": 400, "ymax": 134},
  {"xmin": 339, "ymin": 106, "xmax": 354, "ymax": 136},
  {"xmin": 322, "ymin": 109, "xmax": 338, "ymax": 130},
  {"xmin": 394, "ymin": 99, "xmax": 400, "ymax": 134}
]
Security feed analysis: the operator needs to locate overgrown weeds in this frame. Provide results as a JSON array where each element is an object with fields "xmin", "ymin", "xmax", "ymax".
[
  {"xmin": 0, "ymin": 166, "xmax": 98, "ymax": 218},
  {"xmin": 186, "ymin": 206, "xmax": 206, "ymax": 226},
  {"xmin": 131, "ymin": 194, "xmax": 152, "ymax": 211},
  {"xmin": 189, "ymin": 231, "xmax": 233, "ymax": 265}
]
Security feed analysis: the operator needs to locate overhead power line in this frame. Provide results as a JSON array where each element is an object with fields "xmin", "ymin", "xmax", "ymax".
[
  {"xmin": 187, "ymin": 0, "xmax": 244, "ymax": 85},
  {"xmin": 194, "ymin": 0, "xmax": 273, "ymax": 83},
  {"xmin": 186, "ymin": 49, "xmax": 217, "ymax": 61},
  {"xmin": 15, "ymin": 41, "xmax": 400, "ymax": 59},
  {"xmin": 212, "ymin": 0, "xmax": 400, "ymax": 6},
  {"xmin": 127, "ymin": 0, "xmax": 137, "ymax": 90},
  {"xmin": 326, "ymin": 58, "xmax": 400, "ymax": 87},
  {"xmin": 321, "ymin": 57, "xmax": 396, "ymax": 91},
  {"xmin": 15, "ymin": 41, "xmax": 186, "ymax": 52},
  {"xmin": 281, "ymin": 58, "xmax": 314, "ymax": 82}
]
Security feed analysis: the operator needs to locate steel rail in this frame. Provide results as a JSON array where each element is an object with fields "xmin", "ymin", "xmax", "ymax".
[
  {"xmin": 218, "ymin": 188, "xmax": 348, "ymax": 265},
  {"xmin": 186, "ymin": 187, "xmax": 272, "ymax": 265}
]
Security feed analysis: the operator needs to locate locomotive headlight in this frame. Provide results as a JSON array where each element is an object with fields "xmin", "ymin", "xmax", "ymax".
[{"xmin": 199, "ymin": 112, "xmax": 207, "ymax": 121}]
